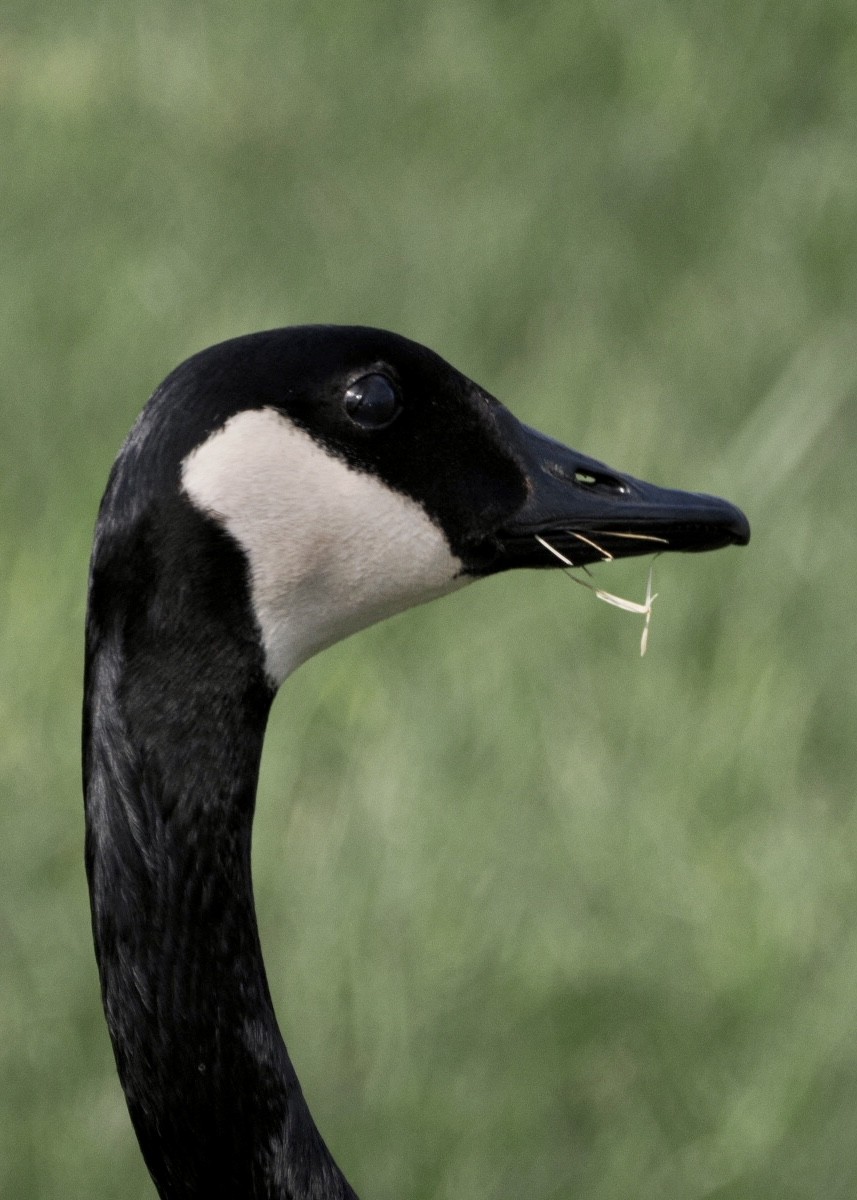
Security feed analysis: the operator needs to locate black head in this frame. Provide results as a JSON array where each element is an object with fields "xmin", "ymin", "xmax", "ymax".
[
  {"xmin": 94, "ymin": 325, "xmax": 749, "ymax": 684},
  {"xmin": 106, "ymin": 323, "xmax": 748, "ymax": 566}
]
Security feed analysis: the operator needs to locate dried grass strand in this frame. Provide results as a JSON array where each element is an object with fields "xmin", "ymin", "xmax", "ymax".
[{"xmin": 535, "ymin": 534, "xmax": 659, "ymax": 656}]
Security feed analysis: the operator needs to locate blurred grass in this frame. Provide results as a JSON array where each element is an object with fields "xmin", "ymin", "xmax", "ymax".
[{"xmin": 1, "ymin": 1, "xmax": 856, "ymax": 1196}]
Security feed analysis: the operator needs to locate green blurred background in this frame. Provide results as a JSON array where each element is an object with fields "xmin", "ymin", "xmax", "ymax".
[{"xmin": 2, "ymin": 2, "xmax": 856, "ymax": 1196}]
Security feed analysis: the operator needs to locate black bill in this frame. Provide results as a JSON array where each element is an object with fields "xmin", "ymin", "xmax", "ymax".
[{"xmin": 493, "ymin": 421, "xmax": 750, "ymax": 572}]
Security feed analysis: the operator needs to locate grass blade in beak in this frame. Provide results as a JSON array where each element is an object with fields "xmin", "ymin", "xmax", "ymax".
[{"xmin": 534, "ymin": 535, "xmax": 659, "ymax": 656}]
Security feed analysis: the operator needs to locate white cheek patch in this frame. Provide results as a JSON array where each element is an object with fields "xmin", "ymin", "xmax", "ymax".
[{"xmin": 181, "ymin": 407, "xmax": 467, "ymax": 685}]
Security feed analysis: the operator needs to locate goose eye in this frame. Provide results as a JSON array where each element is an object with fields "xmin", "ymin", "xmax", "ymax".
[{"xmin": 343, "ymin": 374, "xmax": 400, "ymax": 429}]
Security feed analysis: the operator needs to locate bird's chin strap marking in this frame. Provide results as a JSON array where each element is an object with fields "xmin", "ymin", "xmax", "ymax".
[{"xmin": 181, "ymin": 407, "xmax": 466, "ymax": 685}]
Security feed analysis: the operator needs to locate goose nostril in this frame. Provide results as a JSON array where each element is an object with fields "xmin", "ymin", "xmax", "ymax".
[
  {"xmin": 546, "ymin": 461, "xmax": 629, "ymax": 495},
  {"xmin": 576, "ymin": 471, "xmax": 628, "ymax": 494}
]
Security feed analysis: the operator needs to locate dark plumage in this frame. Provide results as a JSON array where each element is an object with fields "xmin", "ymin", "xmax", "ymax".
[{"xmin": 83, "ymin": 326, "xmax": 748, "ymax": 1198}]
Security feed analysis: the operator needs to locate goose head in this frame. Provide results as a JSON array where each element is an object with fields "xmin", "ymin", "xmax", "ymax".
[{"xmin": 95, "ymin": 324, "xmax": 749, "ymax": 689}]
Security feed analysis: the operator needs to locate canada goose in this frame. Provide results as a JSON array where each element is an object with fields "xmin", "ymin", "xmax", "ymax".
[{"xmin": 83, "ymin": 325, "xmax": 749, "ymax": 1198}]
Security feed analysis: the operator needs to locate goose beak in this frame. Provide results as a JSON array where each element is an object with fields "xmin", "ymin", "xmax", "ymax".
[{"xmin": 492, "ymin": 422, "xmax": 750, "ymax": 571}]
